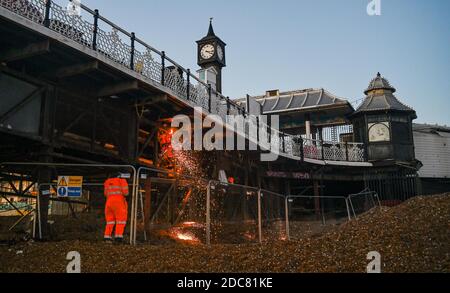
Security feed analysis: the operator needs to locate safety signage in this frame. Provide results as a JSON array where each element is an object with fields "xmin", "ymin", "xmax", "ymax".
[{"xmin": 57, "ymin": 176, "xmax": 83, "ymax": 197}]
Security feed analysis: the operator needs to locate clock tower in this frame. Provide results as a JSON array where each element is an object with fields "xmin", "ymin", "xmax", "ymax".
[
  {"xmin": 196, "ymin": 19, "xmax": 226, "ymax": 94},
  {"xmin": 350, "ymin": 73, "xmax": 417, "ymax": 165}
]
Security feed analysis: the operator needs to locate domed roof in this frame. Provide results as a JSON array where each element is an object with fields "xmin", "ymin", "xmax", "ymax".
[
  {"xmin": 364, "ymin": 72, "xmax": 396, "ymax": 95},
  {"xmin": 352, "ymin": 73, "xmax": 417, "ymax": 118}
]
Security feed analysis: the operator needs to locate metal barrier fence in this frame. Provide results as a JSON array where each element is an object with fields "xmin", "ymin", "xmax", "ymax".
[
  {"xmin": 0, "ymin": 162, "xmax": 137, "ymax": 244},
  {"xmin": 260, "ymin": 189, "xmax": 287, "ymax": 242},
  {"xmin": 133, "ymin": 167, "xmax": 208, "ymax": 245},
  {"xmin": 208, "ymin": 181, "xmax": 259, "ymax": 244},
  {"xmin": 206, "ymin": 181, "xmax": 287, "ymax": 245},
  {"xmin": 285, "ymin": 195, "xmax": 351, "ymax": 240},
  {"xmin": 133, "ymin": 167, "xmax": 209, "ymax": 245},
  {"xmin": 348, "ymin": 189, "xmax": 381, "ymax": 218},
  {"xmin": 34, "ymin": 182, "xmax": 101, "ymax": 241},
  {"xmin": 0, "ymin": 162, "xmax": 386, "ymax": 245}
]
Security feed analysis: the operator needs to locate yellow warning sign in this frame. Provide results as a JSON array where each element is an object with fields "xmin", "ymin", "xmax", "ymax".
[
  {"xmin": 58, "ymin": 176, "xmax": 68, "ymax": 187},
  {"xmin": 57, "ymin": 176, "xmax": 83, "ymax": 197},
  {"xmin": 67, "ymin": 176, "xmax": 83, "ymax": 187}
]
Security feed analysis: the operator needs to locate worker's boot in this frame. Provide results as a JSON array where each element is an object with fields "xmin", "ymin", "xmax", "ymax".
[
  {"xmin": 104, "ymin": 237, "xmax": 113, "ymax": 244},
  {"xmin": 114, "ymin": 237, "xmax": 124, "ymax": 245}
]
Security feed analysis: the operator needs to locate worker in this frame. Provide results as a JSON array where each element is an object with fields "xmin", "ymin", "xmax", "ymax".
[{"xmin": 104, "ymin": 172, "xmax": 129, "ymax": 243}]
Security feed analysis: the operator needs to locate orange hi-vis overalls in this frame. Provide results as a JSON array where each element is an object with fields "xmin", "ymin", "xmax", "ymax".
[{"xmin": 104, "ymin": 177, "xmax": 129, "ymax": 240}]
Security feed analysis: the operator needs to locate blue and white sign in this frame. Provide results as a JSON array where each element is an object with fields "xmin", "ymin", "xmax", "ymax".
[
  {"xmin": 57, "ymin": 176, "xmax": 83, "ymax": 197},
  {"xmin": 57, "ymin": 186, "xmax": 68, "ymax": 197}
]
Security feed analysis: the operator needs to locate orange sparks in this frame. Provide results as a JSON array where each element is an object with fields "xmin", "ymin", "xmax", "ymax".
[
  {"xmin": 181, "ymin": 221, "xmax": 204, "ymax": 229},
  {"xmin": 181, "ymin": 189, "xmax": 193, "ymax": 205},
  {"xmin": 171, "ymin": 228, "xmax": 200, "ymax": 243},
  {"xmin": 243, "ymin": 231, "xmax": 255, "ymax": 240}
]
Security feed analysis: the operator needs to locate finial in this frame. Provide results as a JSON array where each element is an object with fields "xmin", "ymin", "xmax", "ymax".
[
  {"xmin": 207, "ymin": 18, "xmax": 216, "ymax": 36},
  {"xmin": 377, "ymin": 72, "xmax": 381, "ymax": 77}
]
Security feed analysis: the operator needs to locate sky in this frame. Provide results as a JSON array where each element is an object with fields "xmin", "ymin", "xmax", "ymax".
[{"xmin": 58, "ymin": 0, "xmax": 450, "ymax": 125}]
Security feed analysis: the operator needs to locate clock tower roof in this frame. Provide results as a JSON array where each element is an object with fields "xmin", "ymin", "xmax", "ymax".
[
  {"xmin": 197, "ymin": 18, "xmax": 226, "ymax": 46},
  {"xmin": 351, "ymin": 73, "xmax": 416, "ymax": 118}
]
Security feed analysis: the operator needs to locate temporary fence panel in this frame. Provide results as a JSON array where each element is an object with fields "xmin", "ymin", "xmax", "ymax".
[
  {"xmin": 260, "ymin": 190, "xmax": 287, "ymax": 241},
  {"xmin": 37, "ymin": 183, "xmax": 102, "ymax": 241},
  {"xmin": 208, "ymin": 181, "xmax": 260, "ymax": 244},
  {"xmin": 0, "ymin": 163, "xmax": 137, "ymax": 244},
  {"xmin": 286, "ymin": 195, "xmax": 350, "ymax": 240},
  {"xmin": 137, "ymin": 177, "xmax": 207, "ymax": 245},
  {"xmin": 135, "ymin": 167, "xmax": 208, "ymax": 245},
  {"xmin": 348, "ymin": 190, "xmax": 381, "ymax": 218}
]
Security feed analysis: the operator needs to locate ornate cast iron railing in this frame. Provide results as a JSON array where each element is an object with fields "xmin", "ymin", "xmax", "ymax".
[
  {"xmin": 0, "ymin": 0, "xmax": 367, "ymax": 163},
  {"xmin": 280, "ymin": 135, "xmax": 365, "ymax": 162}
]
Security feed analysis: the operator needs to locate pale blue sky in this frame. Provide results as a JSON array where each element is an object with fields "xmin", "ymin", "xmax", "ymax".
[{"xmin": 59, "ymin": 0, "xmax": 449, "ymax": 125}]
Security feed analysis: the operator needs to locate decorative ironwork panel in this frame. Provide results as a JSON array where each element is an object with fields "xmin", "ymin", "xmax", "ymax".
[
  {"xmin": 216, "ymin": 97, "xmax": 228, "ymax": 121},
  {"xmin": 49, "ymin": 2, "xmax": 94, "ymax": 48},
  {"xmin": 303, "ymin": 139, "xmax": 322, "ymax": 160},
  {"xmin": 348, "ymin": 143, "xmax": 365, "ymax": 162},
  {"xmin": 134, "ymin": 48, "xmax": 162, "ymax": 83},
  {"xmin": 323, "ymin": 142, "xmax": 346, "ymax": 161},
  {"xmin": 0, "ymin": 0, "xmax": 46, "ymax": 24},
  {"xmin": 190, "ymin": 83, "xmax": 209, "ymax": 111},
  {"xmin": 96, "ymin": 27, "xmax": 132, "ymax": 67},
  {"xmin": 284, "ymin": 136, "xmax": 293, "ymax": 155},
  {"xmin": 164, "ymin": 69, "xmax": 187, "ymax": 100}
]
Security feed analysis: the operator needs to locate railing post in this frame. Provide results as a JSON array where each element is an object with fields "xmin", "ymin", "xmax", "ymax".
[
  {"xmin": 161, "ymin": 51, "xmax": 166, "ymax": 86},
  {"xmin": 299, "ymin": 137, "xmax": 304, "ymax": 161},
  {"xmin": 257, "ymin": 189, "xmax": 262, "ymax": 244},
  {"xmin": 208, "ymin": 84, "xmax": 212, "ymax": 113},
  {"xmin": 321, "ymin": 140, "xmax": 325, "ymax": 160},
  {"xmin": 130, "ymin": 32, "xmax": 135, "ymax": 70},
  {"xmin": 44, "ymin": 0, "xmax": 51, "ymax": 28},
  {"xmin": 256, "ymin": 116, "xmax": 260, "ymax": 146},
  {"xmin": 92, "ymin": 9, "xmax": 99, "ymax": 50},
  {"xmin": 186, "ymin": 69, "xmax": 191, "ymax": 101},
  {"xmin": 363, "ymin": 144, "xmax": 368, "ymax": 162},
  {"xmin": 281, "ymin": 133, "xmax": 285, "ymax": 153},
  {"xmin": 285, "ymin": 196, "xmax": 290, "ymax": 241},
  {"xmin": 345, "ymin": 142, "xmax": 349, "ymax": 161},
  {"xmin": 345, "ymin": 198, "xmax": 352, "ymax": 221}
]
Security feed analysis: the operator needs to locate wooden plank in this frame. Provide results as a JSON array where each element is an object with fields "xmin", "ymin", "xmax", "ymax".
[
  {"xmin": 135, "ymin": 94, "xmax": 168, "ymax": 106},
  {"xmin": 50, "ymin": 60, "xmax": 98, "ymax": 79},
  {"xmin": 0, "ymin": 40, "xmax": 50, "ymax": 62},
  {"xmin": 96, "ymin": 80, "xmax": 139, "ymax": 97}
]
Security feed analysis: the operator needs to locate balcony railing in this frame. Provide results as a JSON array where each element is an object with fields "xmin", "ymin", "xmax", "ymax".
[{"xmin": 0, "ymin": 0, "xmax": 367, "ymax": 163}]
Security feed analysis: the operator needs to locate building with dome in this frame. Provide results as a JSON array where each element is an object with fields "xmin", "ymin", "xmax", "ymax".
[
  {"xmin": 242, "ymin": 72, "xmax": 421, "ymax": 204},
  {"xmin": 350, "ymin": 73, "xmax": 418, "ymax": 165}
]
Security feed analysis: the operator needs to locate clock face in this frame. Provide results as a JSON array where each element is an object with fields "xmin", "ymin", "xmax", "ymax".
[
  {"xmin": 200, "ymin": 44, "xmax": 215, "ymax": 60},
  {"xmin": 368, "ymin": 122, "xmax": 391, "ymax": 142},
  {"xmin": 217, "ymin": 46, "xmax": 224, "ymax": 61}
]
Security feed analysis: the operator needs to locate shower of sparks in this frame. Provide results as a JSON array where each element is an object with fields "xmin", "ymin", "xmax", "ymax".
[
  {"xmin": 243, "ymin": 231, "xmax": 256, "ymax": 241},
  {"xmin": 181, "ymin": 221, "xmax": 204, "ymax": 229},
  {"xmin": 170, "ymin": 227, "xmax": 201, "ymax": 244}
]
